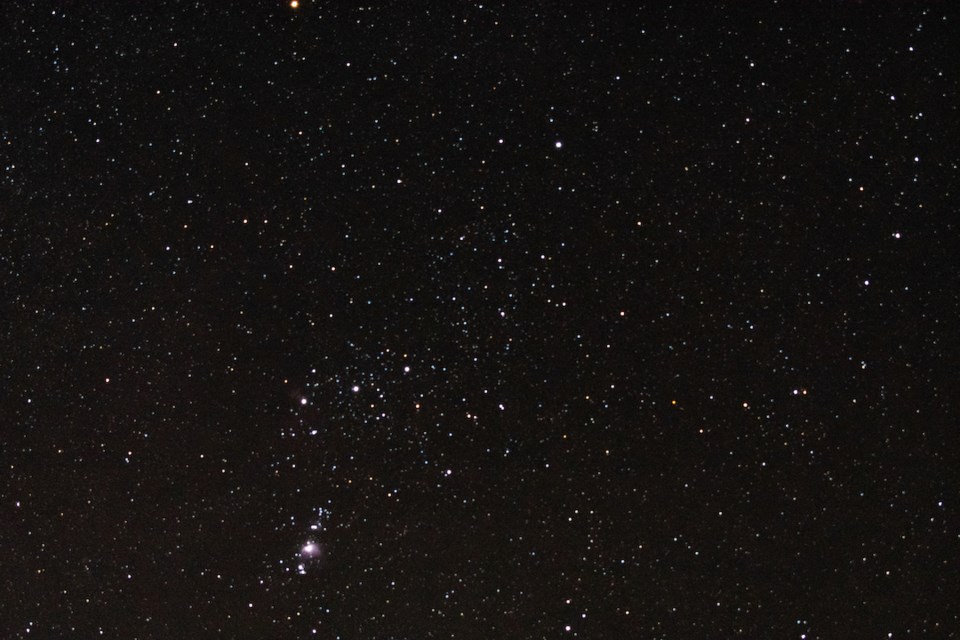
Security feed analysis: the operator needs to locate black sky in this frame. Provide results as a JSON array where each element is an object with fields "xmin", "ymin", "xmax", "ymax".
[{"xmin": 1, "ymin": 2, "xmax": 958, "ymax": 638}]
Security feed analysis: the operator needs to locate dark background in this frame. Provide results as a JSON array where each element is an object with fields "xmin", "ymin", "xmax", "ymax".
[{"xmin": 1, "ymin": 2, "xmax": 957, "ymax": 638}]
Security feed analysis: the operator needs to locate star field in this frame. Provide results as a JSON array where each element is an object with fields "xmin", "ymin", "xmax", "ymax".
[{"xmin": 1, "ymin": 3, "xmax": 958, "ymax": 638}]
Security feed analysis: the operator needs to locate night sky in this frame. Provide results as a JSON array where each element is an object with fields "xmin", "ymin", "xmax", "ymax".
[{"xmin": 1, "ymin": 2, "xmax": 958, "ymax": 638}]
